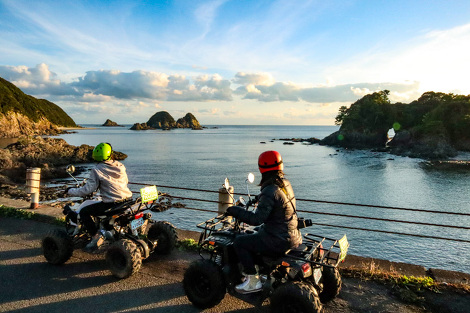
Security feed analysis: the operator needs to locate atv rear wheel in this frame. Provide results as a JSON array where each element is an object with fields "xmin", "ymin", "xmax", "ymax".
[
  {"xmin": 319, "ymin": 266, "xmax": 342, "ymax": 303},
  {"xmin": 147, "ymin": 221, "xmax": 177, "ymax": 254},
  {"xmin": 106, "ymin": 239, "xmax": 142, "ymax": 279},
  {"xmin": 270, "ymin": 281, "xmax": 322, "ymax": 313},
  {"xmin": 42, "ymin": 229, "xmax": 74, "ymax": 265},
  {"xmin": 183, "ymin": 259, "xmax": 226, "ymax": 309}
]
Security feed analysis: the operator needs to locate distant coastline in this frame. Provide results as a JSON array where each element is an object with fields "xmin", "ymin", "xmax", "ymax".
[{"xmin": 58, "ymin": 126, "xmax": 96, "ymax": 130}]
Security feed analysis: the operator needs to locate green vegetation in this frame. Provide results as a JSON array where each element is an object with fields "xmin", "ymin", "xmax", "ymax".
[
  {"xmin": 341, "ymin": 266, "xmax": 440, "ymax": 294},
  {"xmin": 335, "ymin": 90, "xmax": 393, "ymax": 134},
  {"xmin": 331, "ymin": 90, "xmax": 470, "ymax": 156},
  {"xmin": 0, "ymin": 77, "xmax": 77, "ymax": 127},
  {"xmin": 393, "ymin": 275, "xmax": 437, "ymax": 292},
  {"xmin": 0, "ymin": 204, "xmax": 65, "ymax": 225},
  {"xmin": 176, "ymin": 238, "xmax": 200, "ymax": 251}
]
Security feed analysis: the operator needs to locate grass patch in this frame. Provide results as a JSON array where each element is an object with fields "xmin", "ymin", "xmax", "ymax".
[
  {"xmin": 340, "ymin": 261, "xmax": 440, "ymax": 294},
  {"xmin": 0, "ymin": 205, "xmax": 36, "ymax": 219},
  {"xmin": 176, "ymin": 238, "xmax": 200, "ymax": 251},
  {"xmin": 0, "ymin": 205, "xmax": 65, "ymax": 225}
]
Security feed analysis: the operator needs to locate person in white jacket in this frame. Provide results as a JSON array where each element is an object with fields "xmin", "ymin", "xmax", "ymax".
[{"xmin": 67, "ymin": 142, "xmax": 133, "ymax": 251}]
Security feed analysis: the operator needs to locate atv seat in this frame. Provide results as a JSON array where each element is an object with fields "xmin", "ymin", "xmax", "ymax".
[
  {"xmin": 102, "ymin": 199, "xmax": 136, "ymax": 216},
  {"xmin": 259, "ymin": 244, "xmax": 309, "ymax": 267},
  {"xmin": 286, "ymin": 244, "xmax": 309, "ymax": 257}
]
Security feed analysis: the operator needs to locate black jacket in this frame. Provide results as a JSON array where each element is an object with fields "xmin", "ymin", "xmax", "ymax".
[{"xmin": 229, "ymin": 177, "xmax": 302, "ymax": 250}]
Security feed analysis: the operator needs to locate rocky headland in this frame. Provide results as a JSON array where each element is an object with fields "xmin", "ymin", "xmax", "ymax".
[
  {"xmin": 0, "ymin": 77, "xmax": 77, "ymax": 138},
  {"xmin": 320, "ymin": 91, "xmax": 470, "ymax": 161},
  {"xmin": 130, "ymin": 111, "xmax": 202, "ymax": 130}
]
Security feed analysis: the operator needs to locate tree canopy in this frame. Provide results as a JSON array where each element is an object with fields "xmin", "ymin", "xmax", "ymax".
[{"xmin": 334, "ymin": 90, "xmax": 470, "ymax": 150}]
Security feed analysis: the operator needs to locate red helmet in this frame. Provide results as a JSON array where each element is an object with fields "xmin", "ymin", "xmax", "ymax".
[{"xmin": 258, "ymin": 150, "xmax": 283, "ymax": 174}]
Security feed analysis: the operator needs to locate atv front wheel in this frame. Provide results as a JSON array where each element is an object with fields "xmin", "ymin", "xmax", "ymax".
[
  {"xmin": 319, "ymin": 266, "xmax": 342, "ymax": 303},
  {"xmin": 183, "ymin": 259, "xmax": 226, "ymax": 309},
  {"xmin": 147, "ymin": 221, "xmax": 177, "ymax": 254},
  {"xmin": 42, "ymin": 229, "xmax": 74, "ymax": 265},
  {"xmin": 106, "ymin": 239, "xmax": 142, "ymax": 279},
  {"xmin": 270, "ymin": 281, "xmax": 322, "ymax": 313}
]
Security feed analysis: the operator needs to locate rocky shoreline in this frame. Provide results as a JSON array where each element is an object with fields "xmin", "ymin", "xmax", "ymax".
[
  {"xmin": 275, "ymin": 137, "xmax": 470, "ymax": 169},
  {"xmin": 0, "ymin": 136, "xmax": 127, "ymax": 184}
]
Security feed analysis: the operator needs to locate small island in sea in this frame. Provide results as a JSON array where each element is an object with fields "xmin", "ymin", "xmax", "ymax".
[
  {"xmin": 102, "ymin": 119, "xmax": 124, "ymax": 127},
  {"xmin": 130, "ymin": 111, "xmax": 202, "ymax": 130}
]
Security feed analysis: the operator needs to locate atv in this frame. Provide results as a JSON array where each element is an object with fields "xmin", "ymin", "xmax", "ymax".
[
  {"xmin": 183, "ymin": 174, "xmax": 349, "ymax": 313},
  {"xmin": 41, "ymin": 165, "xmax": 178, "ymax": 279}
]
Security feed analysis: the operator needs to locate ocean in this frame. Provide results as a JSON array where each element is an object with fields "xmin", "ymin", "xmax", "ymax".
[{"xmin": 54, "ymin": 125, "xmax": 470, "ymax": 274}]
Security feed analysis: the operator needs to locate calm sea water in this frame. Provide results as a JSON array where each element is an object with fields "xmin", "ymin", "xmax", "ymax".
[{"xmin": 55, "ymin": 125, "xmax": 470, "ymax": 274}]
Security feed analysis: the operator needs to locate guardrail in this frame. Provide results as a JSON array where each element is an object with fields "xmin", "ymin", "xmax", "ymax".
[{"xmin": 118, "ymin": 180, "xmax": 470, "ymax": 244}]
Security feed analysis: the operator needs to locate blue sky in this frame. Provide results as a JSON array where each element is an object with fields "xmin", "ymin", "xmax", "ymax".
[{"xmin": 1, "ymin": 0, "xmax": 469, "ymax": 125}]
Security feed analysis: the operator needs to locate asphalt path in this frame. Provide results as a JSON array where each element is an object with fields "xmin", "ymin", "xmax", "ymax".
[
  {"xmin": 0, "ymin": 217, "xmax": 265, "ymax": 313},
  {"xmin": 1, "ymin": 217, "xmax": 433, "ymax": 313}
]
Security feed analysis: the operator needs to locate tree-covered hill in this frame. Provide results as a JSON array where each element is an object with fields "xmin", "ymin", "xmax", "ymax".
[
  {"xmin": 323, "ymin": 90, "xmax": 470, "ymax": 159},
  {"xmin": 0, "ymin": 77, "xmax": 77, "ymax": 129}
]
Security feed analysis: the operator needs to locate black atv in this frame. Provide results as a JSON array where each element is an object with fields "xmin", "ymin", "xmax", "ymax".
[
  {"xmin": 183, "ymin": 177, "xmax": 349, "ymax": 313},
  {"xmin": 42, "ymin": 180, "xmax": 178, "ymax": 279}
]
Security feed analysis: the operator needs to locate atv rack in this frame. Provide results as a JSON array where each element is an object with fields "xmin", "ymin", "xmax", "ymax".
[
  {"xmin": 197, "ymin": 214, "xmax": 235, "ymax": 244},
  {"xmin": 285, "ymin": 233, "xmax": 349, "ymax": 268},
  {"xmin": 196, "ymin": 214, "xmax": 349, "ymax": 268}
]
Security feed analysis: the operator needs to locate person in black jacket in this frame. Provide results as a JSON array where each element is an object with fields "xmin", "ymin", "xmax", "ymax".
[{"xmin": 227, "ymin": 150, "xmax": 302, "ymax": 294}]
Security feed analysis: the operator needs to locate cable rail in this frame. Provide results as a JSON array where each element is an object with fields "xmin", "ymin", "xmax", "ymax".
[
  {"xmin": 74, "ymin": 178, "xmax": 469, "ymax": 243},
  {"xmin": 125, "ymin": 181, "xmax": 470, "ymax": 217}
]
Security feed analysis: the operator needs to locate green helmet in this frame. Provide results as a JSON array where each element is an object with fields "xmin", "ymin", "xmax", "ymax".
[{"xmin": 92, "ymin": 142, "xmax": 112, "ymax": 162}]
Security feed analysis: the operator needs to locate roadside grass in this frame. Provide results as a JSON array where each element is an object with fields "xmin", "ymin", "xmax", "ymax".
[
  {"xmin": 176, "ymin": 238, "xmax": 200, "ymax": 251},
  {"xmin": 340, "ymin": 260, "xmax": 470, "ymax": 302},
  {"xmin": 0, "ymin": 204, "xmax": 65, "ymax": 225}
]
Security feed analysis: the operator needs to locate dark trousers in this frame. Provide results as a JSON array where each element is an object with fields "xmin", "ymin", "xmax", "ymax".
[
  {"xmin": 79, "ymin": 201, "xmax": 115, "ymax": 235},
  {"xmin": 233, "ymin": 232, "xmax": 286, "ymax": 275}
]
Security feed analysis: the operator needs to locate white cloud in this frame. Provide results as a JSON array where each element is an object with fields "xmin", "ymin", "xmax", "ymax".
[
  {"xmin": 325, "ymin": 23, "xmax": 470, "ymax": 96},
  {"xmin": 233, "ymin": 72, "xmax": 276, "ymax": 86},
  {"xmin": 0, "ymin": 64, "xmax": 423, "ymax": 107}
]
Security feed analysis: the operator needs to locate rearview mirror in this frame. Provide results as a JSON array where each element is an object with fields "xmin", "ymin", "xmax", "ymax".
[
  {"xmin": 247, "ymin": 173, "xmax": 255, "ymax": 184},
  {"xmin": 66, "ymin": 165, "xmax": 75, "ymax": 174},
  {"xmin": 223, "ymin": 177, "xmax": 230, "ymax": 190}
]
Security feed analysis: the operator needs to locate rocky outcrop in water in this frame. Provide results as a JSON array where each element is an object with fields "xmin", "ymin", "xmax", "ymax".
[
  {"xmin": 102, "ymin": 119, "xmax": 122, "ymax": 127},
  {"xmin": 146, "ymin": 111, "xmax": 176, "ymax": 129},
  {"xmin": 176, "ymin": 113, "xmax": 202, "ymax": 130},
  {"xmin": 130, "ymin": 123, "xmax": 154, "ymax": 130},
  {"xmin": 131, "ymin": 111, "xmax": 202, "ymax": 130}
]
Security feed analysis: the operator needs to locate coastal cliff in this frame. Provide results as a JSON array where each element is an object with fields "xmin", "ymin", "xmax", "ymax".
[
  {"xmin": 0, "ymin": 77, "xmax": 77, "ymax": 138},
  {"xmin": 322, "ymin": 90, "xmax": 470, "ymax": 159}
]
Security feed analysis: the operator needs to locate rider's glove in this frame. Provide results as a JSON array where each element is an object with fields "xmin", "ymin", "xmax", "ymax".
[
  {"xmin": 226, "ymin": 206, "xmax": 240, "ymax": 218},
  {"xmin": 65, "ymin": 187, "xmax": 73, "ymax": 195},
  {"xmin": 246, "ymin": 195, "xmax": 259, "ymax": 207}
]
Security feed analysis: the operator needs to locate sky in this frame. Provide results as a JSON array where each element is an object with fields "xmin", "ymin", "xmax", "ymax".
[{"xmin": 1, "ymin": 0, "xmax": 470, "ymax": 125}]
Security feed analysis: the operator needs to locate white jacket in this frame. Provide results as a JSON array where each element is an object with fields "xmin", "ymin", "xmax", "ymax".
[{"xmin": 68, "ymin": 160, "xmax": 133, "ymax": 203}]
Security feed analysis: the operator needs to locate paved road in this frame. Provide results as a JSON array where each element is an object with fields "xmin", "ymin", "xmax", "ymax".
[
  {"xmin": 1, "ymin": 217, "xmax": 432, "ymax": 313},
  {"xmin": 0, "ymin": 217, "xmax": 265, "ymax": 313}
]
